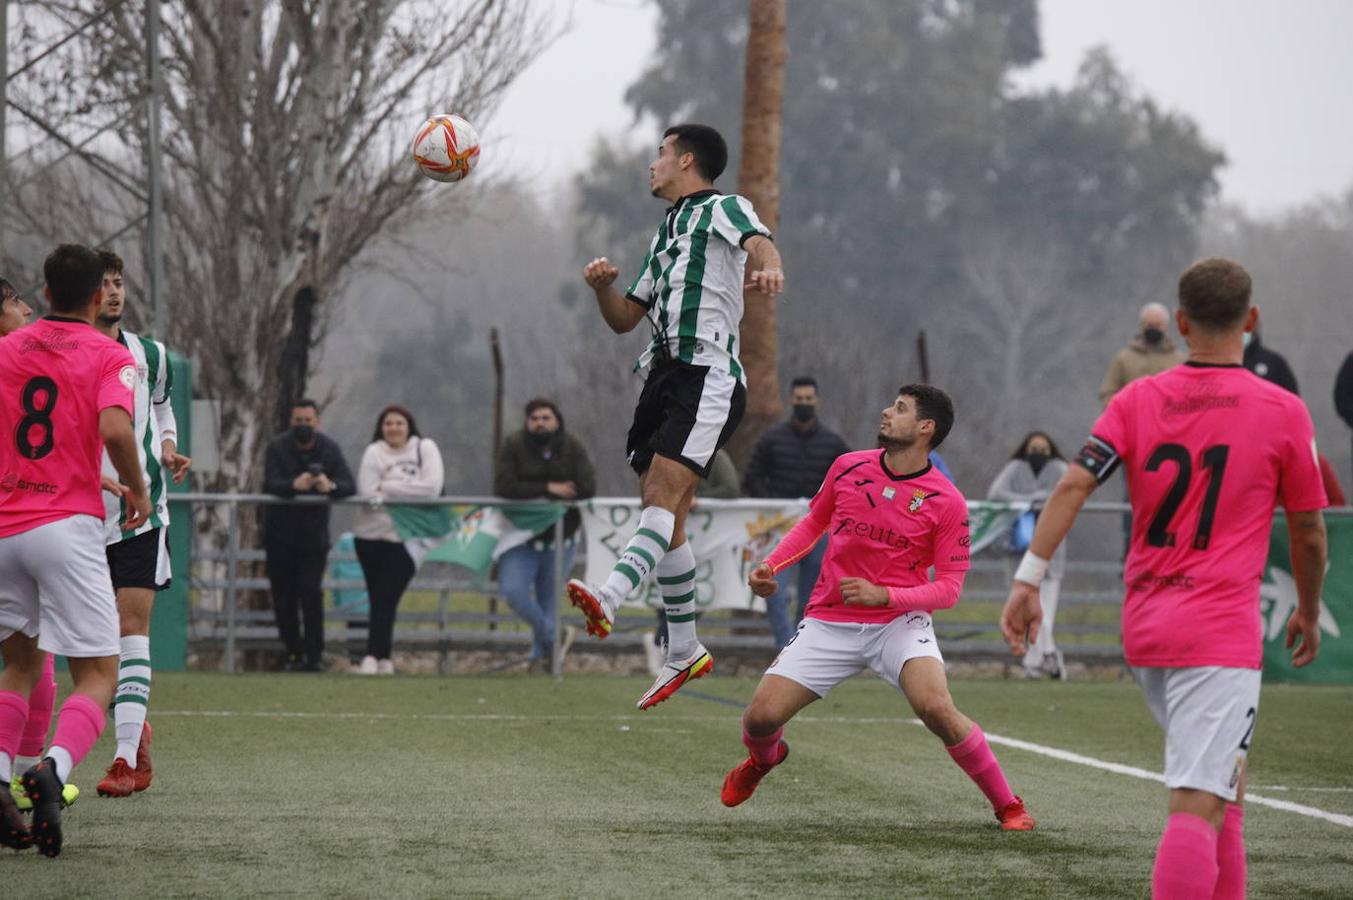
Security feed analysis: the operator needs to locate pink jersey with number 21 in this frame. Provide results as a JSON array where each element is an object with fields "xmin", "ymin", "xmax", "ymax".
[
  {"xmin": 0, "ymin": 317, "xmax": 135, "ymax": 538},
  {"xmin": 1082, "ymin": 363, "xmax": 1327, "ymax": 669}
]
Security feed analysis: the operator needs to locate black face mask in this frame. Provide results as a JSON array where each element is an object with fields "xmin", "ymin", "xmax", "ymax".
[
  {"xmin": 527, "ymin": 430, "xmax": 555, "ymax": 447},
  {"xmin": 292, "ymin": 424, "xmax": 316, "ymax": 444},
  {"xmin": 792, "ymin": 404, "xmax": 816, "ymax": 423},
  {"xmin": 1027, "ymin": 451, "xmax": 1049, "ymax": 476},
  {"xmin": 1142, "ymin": 327, "xmax": 1165, "ymax": 346}
]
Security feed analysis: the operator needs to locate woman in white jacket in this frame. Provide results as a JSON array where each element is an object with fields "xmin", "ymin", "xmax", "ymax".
[
  {"xmin": 352, "ymin": 405, "xmax": 444, "ymax": 674},
  {"xmin": 987, "ymin": 431, "xmax": 1069, "ymax": 680}
]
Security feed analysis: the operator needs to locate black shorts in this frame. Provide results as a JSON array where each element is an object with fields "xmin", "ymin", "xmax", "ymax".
[
  {"xmin": 106, "ymin": 527, "xmax": 172, "ymax": 592},
  {"xmin": 626, "ymin": 362, "xmax": 746, "ymax": 478}
]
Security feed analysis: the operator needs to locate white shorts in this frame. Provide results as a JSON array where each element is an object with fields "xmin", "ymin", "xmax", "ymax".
[
  {"xmin": 0, "ymin": 515, "xmax": 119, "ymax": 658},
  {"xmin": 766, "ymin": 614, "xmax": 944, "ymax": 698},
  {"xmin": 1133, "ymin": 666, "xmax": 1261, "ymax": 802}
]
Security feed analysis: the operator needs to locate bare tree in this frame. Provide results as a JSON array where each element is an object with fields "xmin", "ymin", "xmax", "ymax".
[
  {"xmin": 6, "ymin": 0, "xmax": 553, "ymax": 490},
  {"xmin": 726, "ymin": 0, "xmax": 786, "ymax": 466}
]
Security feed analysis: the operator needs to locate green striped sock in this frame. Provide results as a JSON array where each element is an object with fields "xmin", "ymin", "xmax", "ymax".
[
  {"xmin": 657, "ymin": 542, "xmax": 698, "ymax": 658},
  {"xmin": 602, "ymin": 507, "xmax": 675, "ymax": 605},
  {"xmin": 114, "ymin": 635, "xmax": 151, "ymax": 766}
]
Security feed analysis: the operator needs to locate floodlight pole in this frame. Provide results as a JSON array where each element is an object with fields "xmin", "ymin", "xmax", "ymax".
[{"xmin": 146, "ymin": 0, "xmax": 165, "ymax": 336}]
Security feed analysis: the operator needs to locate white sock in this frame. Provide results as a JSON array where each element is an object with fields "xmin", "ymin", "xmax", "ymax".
[
  {"xmin": 13, "ymin": 753, "xmax": 39, "ymax": 775},
  {"xmin": 114, "ymin": 635, "xmax": 152, "ymax": 767},
  {"xmin": 47, "ymin": 747, "xmax": 74, "ymax": 784},
  {"xmin": 657, "ymin": 542, "xmax": 699, "ymax": 658},
  {"xmin": 601, "ymin": 507, "xmax": 675, "ymax": 608},
  {"xmin": 0, "ymin": 751, "xmax": 11, "ymax": 783}
]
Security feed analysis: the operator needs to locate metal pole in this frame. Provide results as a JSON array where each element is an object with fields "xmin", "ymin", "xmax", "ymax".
[
  {"xmin": 549, "ymin": 509, "xmax": 565, "ymax": 678},
  {"xmin": 145, "ymin": 0, "xmax": 165, "ymax": 335},
  {"xmin": 1, "ymin": 0, "xmax": 8, "ymax": 263},
  {"xmin": 223, "ymin": 497, "xmax": 239, "ymax": 673}
]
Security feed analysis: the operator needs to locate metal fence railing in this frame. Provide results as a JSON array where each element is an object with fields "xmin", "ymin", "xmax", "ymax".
[{"xmin": 173, "ymin": 493, "xmax": 1176, "ymax": 675}]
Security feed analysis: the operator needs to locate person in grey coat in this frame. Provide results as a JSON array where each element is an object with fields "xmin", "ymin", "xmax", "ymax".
[{"xmin": 988, "ymin": 431, "xmax": 1069, "ymax": 680}]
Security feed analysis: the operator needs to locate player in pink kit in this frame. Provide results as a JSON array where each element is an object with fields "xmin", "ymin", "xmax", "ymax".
[
  {"xmin": 722, "ymin": 384, "xmax": 1036, "ymax": 831},
  {"xmin": 0, "ymin": 245, "xmax": 151, "ymax": 857},
  {"xmin": 1001, "ymin": 258, "xmax": 1328, "ymax": 899}
]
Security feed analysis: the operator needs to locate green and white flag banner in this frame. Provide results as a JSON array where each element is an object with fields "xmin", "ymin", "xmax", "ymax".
[{"xmin": 388, "ymin": 502, "xmax": 566, "ymax": 572}]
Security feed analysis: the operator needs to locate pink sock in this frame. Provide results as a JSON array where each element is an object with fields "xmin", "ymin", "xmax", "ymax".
[
  {"xmin": 0, "ymin": 691, "xmax": 30, "ymax": 773},
  {"xmin": 48, "ymin": 694, "xmax": 106, "ymax": 778},
  {"xmin": 19, "ymin": 655, "xmax": 57, "ymax": 756},
  {"xmin": 1212, "ymin": 805, "xmax": 1246, "ymax": 900},
  {"xmin": 945, "ymin": 724, "xmax": 1016, "ymax": 810},
  {"xmin": 1153, "ymin": 813, "xmax": 1220, "ymax": 899},
  {"xmin": 742, "ymin": 723, "xmax": 784, "ymax": 766}
]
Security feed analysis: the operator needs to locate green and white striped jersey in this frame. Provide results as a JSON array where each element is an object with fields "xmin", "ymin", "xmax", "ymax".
[
  {"xmin": 625, "ymin": 189, "xmax": 772, "ymax": 381},
  {"xmin": 101, "ymin": 329, "xmax": 177, "ymax": 543}
]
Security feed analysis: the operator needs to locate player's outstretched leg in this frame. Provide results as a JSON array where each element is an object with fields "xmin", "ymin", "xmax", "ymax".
[
  {"xmin": 721, "ymin": 724, "xmax": 788, "ymax": 807},
  {"xmin": 637, "ymin": 541, "xmax": 712, "ymax": 709},
  {"xmin": 721, "ymin": 674, "xmax": 816, "ymax": 807},
  {"xmin": 568, "ymin": 507, "xmax": 676, "ymax": 639},
  {"xmin": 902, "ymin": 658, "xmax": 1035, "ymax": 830}
]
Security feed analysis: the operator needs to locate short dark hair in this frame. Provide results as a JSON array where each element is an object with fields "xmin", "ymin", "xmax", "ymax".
[
  {"xmin": 44, "ymin": 244, "xmax": 104, "ymax": 314},
  {"xmin": 898, "ymin": 383, "xmax": 955, "ymax": 450},
  {"xmin": 291, "ymin": 399, "xmax": 319, "ymax": 413},
  {"xmin": 96, "ymin": 248, "xmax": 124, "ymax": 276},
  {"xmin": 0, "ymin": 278, "xmax": 16, "ymax": 307},
  {"xmin": 372, "ymin": 404, "xmax": 421, "ymax": 443},
  {"xmin": 524, "ymin": 396, "xmax": 563, "ymax": 425},
  {"xmin": 663, "ymin": 124, "xmax": 727, "ymax": 182},
  {"xmin": 1011, "ymin": 430, "xmax": 1064, "ymax": 462},
  {"xmin": 790, "ymin": 376, "xmax": 818, "ymax": 391},
  {"xmin": 1178, "ymin": 257, "xmax": 1251, "ymax": 332}
]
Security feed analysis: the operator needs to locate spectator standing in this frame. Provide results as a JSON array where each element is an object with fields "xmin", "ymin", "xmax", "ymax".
[
  {"xmin": 744, "ymin": 377, "xmax": 850, "ymax": 647},
  {"xmin": 1335, "ymin": 350, "xmax": 1353, "ymax": 487},
  {"xmin": 493, "ymin": 398, "xmax": 596, "ymax": 671},
  {"xmin": 1241, "ymin": 322, "xmax": 1299, "ymax": 395},
  {"xmin": 352, "ymin": 405, "xmax": 444, "ymax": 675},
  {"xmin": 263, "ymin": 400, "xmax": 355, "ymax": 672},
  {"xmin": 987, "ymin": 432, "xmax": 1069, "ymax": 680},
  {"xmin": 1098, "ymin": 302, "xmax": 1185, "ymax": 406}
]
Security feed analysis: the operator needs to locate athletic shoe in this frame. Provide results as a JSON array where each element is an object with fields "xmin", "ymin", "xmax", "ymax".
[
  {"xmin": 97, "ymin": 759, "xmax": 136, "ymax": 798},
  {"xmin": 996, "ymin": 796, "xmax": 1037, "ymax": 831},
  {"xmin": 355, "ymin": 655, "xmax": 379, "ymax": 675},
  {"xmin": 566, "ymin": 579, "xmax": 615, "ymax": 639},
  {"xmin": 133, "ymin": 721, "xmax": 153, "ymax": 792},
  {"xmin": 21, "ymin": 759, "xmax": 65, "ymax": 857},
  {"xmin": 8, "ymin": 775, "xmax": 78, "ymax": 812},
  {"xmin": 0, "ymin": 781, "xmax": 30, "ymax": 850},
  {"xmin": 376, "ymin": 659, "xmax": 395, "ymax": 676},
  {"xmin": 720, "ymin": 741, "xmax": 789, "ymax": 807},
  {"xmin": 636, "ymin": 643, "xmax": 713, "ymax": 710}
]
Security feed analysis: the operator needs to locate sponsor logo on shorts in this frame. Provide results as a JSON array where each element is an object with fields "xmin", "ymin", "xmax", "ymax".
[{"xmin": 0, "ymin": 472, "xmax": 58, "ymax": 494}]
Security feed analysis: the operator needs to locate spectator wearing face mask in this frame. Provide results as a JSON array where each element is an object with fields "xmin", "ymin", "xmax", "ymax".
[
  {"xmin": 1098, "ymin": 302, "xmax": 1185, "ymax": 406},
  {"xmin": 743, "ymin": 376, "xmax": 851, "ymax": 646},
  {"xmin": 988, "ymin": 431, "xmax": 1069, "ymax": 680}
]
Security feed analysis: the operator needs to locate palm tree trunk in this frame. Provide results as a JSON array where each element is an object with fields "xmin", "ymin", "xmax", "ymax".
[{"xmin": 727, "ymin": 0, "xmax": 786, "ymax": 467}]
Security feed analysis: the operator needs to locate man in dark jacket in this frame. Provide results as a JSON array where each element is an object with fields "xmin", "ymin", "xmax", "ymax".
[
  {"xmin": 1337, "ymin": 350, "xmax": 1353, "ymax": 487},
  {"xmin": 743, "ymin": 377, "xmax": 850, "ymax": 646},
  {"xmin": 494, "ymin": 397, "xmax": 597, "ymax": 668},
  {"xmin": 1242, "ymin": 323, "xmax": 1299, "ymax": 395},
  {"xmin": 263, "ymin": 399, "xmax": 356, "ymax": 671}
]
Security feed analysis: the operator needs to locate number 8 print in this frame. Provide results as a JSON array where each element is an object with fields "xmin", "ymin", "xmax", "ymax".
[{"xmin": 15, "ymin": 376, "xmax": 58, "ymax": 460}]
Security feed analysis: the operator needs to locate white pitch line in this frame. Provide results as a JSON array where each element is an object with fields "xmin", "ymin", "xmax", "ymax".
[
  {"xmin": 973, "ymin": 726, "xmax": 1353, "ymax": 829},
  {"xmin": 152, "ymin": 709, "xmax": 1353, "ymax": 828}
]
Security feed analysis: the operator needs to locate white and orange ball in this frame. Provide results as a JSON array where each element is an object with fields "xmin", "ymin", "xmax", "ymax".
[{"xmin": 411, "ymin": 114, "xmax": 481, "ymax": 183}]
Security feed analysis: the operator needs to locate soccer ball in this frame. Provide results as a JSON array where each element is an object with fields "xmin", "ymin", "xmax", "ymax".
[{"xmin": 411, "ymin": 114, "xmax": 481, "ymax": 183}]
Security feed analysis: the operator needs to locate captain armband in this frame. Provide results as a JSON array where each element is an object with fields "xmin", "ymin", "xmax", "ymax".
[{"xmin": 1075, "ymin": 435, "xmax": 1121, "ymax": 485}]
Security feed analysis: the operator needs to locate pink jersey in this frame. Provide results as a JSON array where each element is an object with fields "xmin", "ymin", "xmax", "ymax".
[
  {"xmin": 0, "ymin": 317, "xmax": 135, "ymax": 538},
  {"xmin": 765, "ymin": 449, "xmax": 970, "ymax": 625},
  {"xmin": 1083, "ymin": 362, "xmax": 1327, "ymax": 668}
]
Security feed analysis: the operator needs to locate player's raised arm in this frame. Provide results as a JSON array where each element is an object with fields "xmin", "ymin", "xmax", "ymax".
[
  {"xmin": 583, "ymin": 256, "xmax": 646, "ymax": 334},
  {"xmin": 1284, "ymin": 508, "xmax": 1327, "ymax": 667},
  {"xmin": 743, "ymin": 235, "xmax": 784, "ymax": 296},
  {"xmin": 1000, "ymin": 464, "xmax": 1098, "ymax": 655}
]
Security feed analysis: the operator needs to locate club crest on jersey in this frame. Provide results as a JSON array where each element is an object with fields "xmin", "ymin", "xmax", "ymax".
[{"xmin": 908, "ymin": 489, "xmax": 939, "ymax": 512}]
